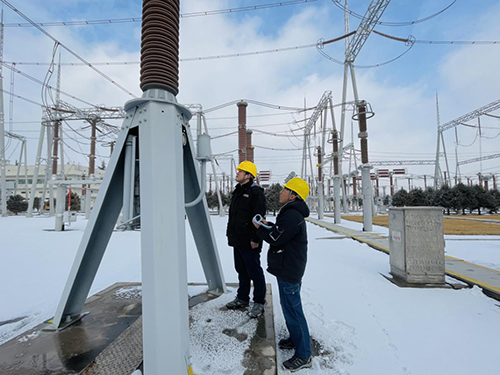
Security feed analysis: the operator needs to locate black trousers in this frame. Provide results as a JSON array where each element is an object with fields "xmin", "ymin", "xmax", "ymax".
[{"xmin": 233, "ymin": 247, "xmax": 266, "ymax": 304}]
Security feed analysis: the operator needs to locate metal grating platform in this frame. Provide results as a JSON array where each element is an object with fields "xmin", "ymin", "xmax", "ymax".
[{"xmin": 0, "ymin": 283, "xmax": 277, "ymax": 375}]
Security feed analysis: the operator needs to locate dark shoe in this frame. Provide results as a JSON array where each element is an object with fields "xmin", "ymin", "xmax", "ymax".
[
  {"xmin": 283, "ymin": 356, "xmax": 312, "ymax": 372},
  {"xmin": 226, "ymin": 297, "xmax": 249, "ymax": 309},
  {"xmin": 248, "ymin": 303, "xmax": 264, "ymax": 318},
  {"xmin": 278, "ymin": 337, "xmax": 296, "ymax": 350}
]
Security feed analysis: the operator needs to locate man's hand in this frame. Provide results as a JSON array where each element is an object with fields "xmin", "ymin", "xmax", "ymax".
[
  {"xmin": 253, "ymin": 218, "xmax": 268, "ymax": 229},
  {"xmin": 250, "ymin": 241, "xmax": 260, "ymax": 249}
]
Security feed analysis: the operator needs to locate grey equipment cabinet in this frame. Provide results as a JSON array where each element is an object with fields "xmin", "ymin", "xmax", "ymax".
[{"xmin": 389, "ymin": 207, "xmax": 445, "ymax": 284}]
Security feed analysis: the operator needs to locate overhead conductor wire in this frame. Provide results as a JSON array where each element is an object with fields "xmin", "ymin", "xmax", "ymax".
[{"xmin": 0, "ymin": 0, "xmax": 137, "ymax": 98}]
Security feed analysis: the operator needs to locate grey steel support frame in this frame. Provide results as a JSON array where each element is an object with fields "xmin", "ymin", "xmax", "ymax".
[
  {"xmin": 121, "ymin": 135, "xmax": 136, "ymax": 229},
  {"xmin": 333, "ymin": 176, "xmax": 341, "ymax": 223},
  {"xmin": 85, "ymin": 179, "xmax": 92, "ymax": 219},
  {"xmin": 55, "ymin": 184, "xmax": 66, "ymax": 231},
  {"xmin": 27, "ymin": 119, "xmax": 47, "ymax": 217},
  {"xmin": 52, "ymin": 89, "xmax": 226, "ymax": 354},
  {"xmin": 361, "ymin": 164, "xmax": 373, "ymax": 231}
]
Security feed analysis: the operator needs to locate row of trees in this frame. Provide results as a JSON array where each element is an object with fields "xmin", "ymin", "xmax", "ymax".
[
  {"xmin": 207, "ymin": 182, "xmax": 500, "ymax": 216},
  {"xmin": 391, "ymin": 184, "xmax": 500, "ymax": 215},
  {"xmin": 205, "ymin": 183, "xmax": 284, "ymax": 215},
  {"xmin": 6, "ymin": 192, "xmax": 82, "ymax": 215}
]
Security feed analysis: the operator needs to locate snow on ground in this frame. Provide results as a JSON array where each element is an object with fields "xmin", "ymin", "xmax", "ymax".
[{"xmin": 1, "ymin": 214, "xmax": 500, "ymax": 374}]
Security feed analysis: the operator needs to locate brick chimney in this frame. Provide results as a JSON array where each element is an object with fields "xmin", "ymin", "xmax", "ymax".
[
  {"xmin": 246, "ymin": 129, "xmax": 254, "ymax": 162},
  {"xmin": 237, "ymin": 100, "xmax": 248, "ymax": 163}
]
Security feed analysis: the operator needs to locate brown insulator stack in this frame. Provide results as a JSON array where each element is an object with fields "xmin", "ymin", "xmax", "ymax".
[
  {"xmin": 140, "ymin": 0, "xmax": 180, "ymax": 95},
  {"xmin": 332, "ymin": 130, "xmax": 339, "ymax": 176},
  {"xmin": 237, "ymin": 101, "xmax": 248, "ymax": 163},
  {"xmin": 357, "ymin": 101, "xmax": 368, "ymax": 164},
  {"xmin": 52, "ymin": 120, "xmax": 60, "ymax": 175},
  {"xmin": 317, "ymin": 146, "xmax": 322, "ymax": 182}
]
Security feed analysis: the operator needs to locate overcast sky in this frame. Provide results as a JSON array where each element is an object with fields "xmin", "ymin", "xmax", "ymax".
[{"xmin": 2, "ymin": 0, "xmax": 500, "ymax": 189}]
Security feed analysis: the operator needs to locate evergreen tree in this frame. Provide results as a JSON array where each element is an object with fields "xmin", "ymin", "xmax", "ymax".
[
  {"xmin": 205, "ymin": 191, "xmax": 217, "ymax": 209},
  {"xmin": 382, "ymin": 195, "xmax": 390, "ymax": 206},
  {"xmin": 451, "ymin": 183, "xmax": 467, "ymax": 214},
  {"xmin": 33, "ymin": 196, "xmax": 41, "ymax": 212},
  {"xmin": 483, "ymin": 189, "xmax": 497, "ymax": 214},
  {"xmin": 222, "ymin": 191, "xmax": 232, "ymax": 207},
  {"xmin": 408, "ymin": 188, "xmax": 427, "ymax": 206},
  {"xmin": 392, "ymin": 189, "xmax": 409, "ymax": 207},
  {"xmin": 265, "ymin": 183, "xmax": 282, "ymax": 215},
  {"xmin": 425, "ymin": 187, "xmax": 438, "ymax": 206},
  {"xmin": 65, "ymin": 192, "xmax": 81, "ymax": 211},
  {"xmin": 7, "ymin": 195, "xmax": 29, "ymax": 215},
  {"xmin": 470, "ymin": 185, "xmax": 488, "ymax": 215},
  {"xmin": 436, "ymin": 185, "xmax": 453, "ymax": 215},
  {"xmin": 488, "ymin": 189, "xmax": 500, "ymax": 213}
]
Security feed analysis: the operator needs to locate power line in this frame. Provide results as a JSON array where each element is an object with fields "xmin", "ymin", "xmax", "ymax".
[
  {"xmin": 0, "ymin": 0, "xmax": 137, "ymax": 98},
  {"xmin": 250, "ymin": 128, "xmax": 305, "ymax": 137},
  {"xmin": 7, "ymin": 27, "xmax": 497, "ymax": 71},
  {"xmin": 207, "ymin": 111, "xmax": 301, "ymax": 121},
  {"xmin": 3, "ymin": 0, "xmax": 317, "ymax": 27},
  {"xmin": 373, "ymin": 30, "xmax": 500, "ymax": 45},
  {"xmin": 254, "ymin": 144, "xmax": 308, "ymax": 151},
  {"xmin": 0, "ymin": 87, "xmax": 45, "ymax": 108},
  {"xmin": 2, "ymin": 63, "xmax": 100, "ymax": 107},
  {"xmin": 204, "ymin": 99, "xmax": 310, "ymax": 113},
  {"xmin": 330, "ymin": 0, "xmax": 457, "ymax": 27}
]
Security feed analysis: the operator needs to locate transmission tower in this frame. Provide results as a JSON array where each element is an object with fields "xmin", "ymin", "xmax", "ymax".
[
  {"xmin": 436, "ymin": 97, "xmax": 500, "ymax": 187},
  {"xmin": 337, "ymin": 0, "xmax": 391, "ymax": 230},
  {"xmin": 0, "ymin": 11, "xmax": 7, "ymax": 216}
]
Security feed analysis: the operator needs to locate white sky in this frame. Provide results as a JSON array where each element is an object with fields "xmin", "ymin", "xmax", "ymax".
[{"xmin": 2, "ymin": 0, "xmax": 500, "ymax": 188}]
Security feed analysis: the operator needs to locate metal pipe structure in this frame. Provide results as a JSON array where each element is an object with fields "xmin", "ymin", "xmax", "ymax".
[
  {"xmin": 55, "ymin": 183, "xmax": 66, "ymax": 231},
  {"xmin": 332, "ymin": 130, "xmax": 341, "ymax": 223},
  {"xmin": 0, "ymin": 11, "xmax": 6, "ymax": 216},
  {"xmin": 138, "ymin": 2, "xmax": 193, "ymax": 373},
  {"xmin": 356, "ymin": 101, "xmax": 373, "ymax": 232},
  {"xmin": 317, "ymin": 146, "xmax": 324, "ymax": 219},
  {"xmin": 121, "ymin": 135, "xmax": 136, "ymax": 229},
  {"xmin": 52, "ymin": 120, "xmax": 60, "ymax": 175},
  {"xmin": 27, "ymin": 118, "xmax": 48, "ymax": 217},
  {"xmin": 201, "ymin": 114, "xmax": 224, "ymax": 216}
]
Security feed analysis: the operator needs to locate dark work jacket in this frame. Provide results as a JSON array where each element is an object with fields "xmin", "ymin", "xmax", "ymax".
[
  {"xmin": 257, "ymin": 199, "xmax": 309, "ymax": 284},
  {"xmin": 226, "ymin": 181, "xmax": 266, "ymax": 250}
]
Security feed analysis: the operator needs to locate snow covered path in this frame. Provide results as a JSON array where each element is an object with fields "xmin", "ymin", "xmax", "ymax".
[{"xmin": 1, "ymin": 214, "xmax": 500, "ymax": 374}]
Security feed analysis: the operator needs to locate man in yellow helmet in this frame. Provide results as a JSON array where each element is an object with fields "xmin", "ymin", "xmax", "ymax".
[
  {"xmin": 225, "ymin": 161, "xmax": 267, "ymax": 318},
  {"xmin": 253, "ymin": 177, "xmax": 312, "ymax": 371}
]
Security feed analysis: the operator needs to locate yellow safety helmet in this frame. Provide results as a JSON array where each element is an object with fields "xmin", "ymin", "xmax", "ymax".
[
  {"xmin": 283, "ymin": 177, "xmax": 309, "ymax": 201},
  {"xmin": 236, "ymin": 161, "xmax": 257, "ymax": 178}
]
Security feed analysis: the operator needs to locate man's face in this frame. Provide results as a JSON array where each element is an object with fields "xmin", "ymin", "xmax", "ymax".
[
  {"xmin": 279, "ymin": 188, "xmax": 295, "ymax": 205},
  {"xmin": 235, "ymin": 170, "xmax": 249, "ymax": 183}
]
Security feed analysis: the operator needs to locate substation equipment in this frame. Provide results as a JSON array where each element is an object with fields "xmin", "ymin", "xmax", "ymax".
[{"xmin": 51, "ymin": 1, "xmax": 226, "ymax": 374}]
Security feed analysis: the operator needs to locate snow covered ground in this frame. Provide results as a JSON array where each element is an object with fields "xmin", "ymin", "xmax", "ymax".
[{"xmin": 1, "ymin": 214, "xmax": 500, "ymax": 374}]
